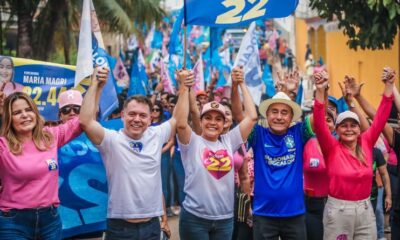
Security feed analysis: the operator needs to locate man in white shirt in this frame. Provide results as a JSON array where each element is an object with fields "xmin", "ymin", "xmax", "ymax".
[{"xmin": 80, "ymin": 67, "xmax": 193, "ymax": 240}]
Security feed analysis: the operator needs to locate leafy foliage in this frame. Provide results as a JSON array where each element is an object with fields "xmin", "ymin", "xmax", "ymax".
[
  {"xmin": 3, "ymin": 0, "xmax": 165, "ymax": 60},
  {"xmin": 309, "ymin": 0, "xmax": 400, "ymax": 50}
]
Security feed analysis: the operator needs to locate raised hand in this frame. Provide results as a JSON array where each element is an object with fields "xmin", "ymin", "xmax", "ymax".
[
  {"xmin": 275, "ymin": 71, "xmax": 287, "ymax": 93},
  {"xmin": 313, "ymin": 71, "xmax": 328, "ymax": 90},
  {"xmin": 345, "ymin": 75, "xmax": 364, "ymax": 98},
  {"xmin": 341, "ymin": 75, "xmax": 356, "ymax": 103},
  {"xmin": 177, "ymin": 69, "xmax": 195, "ymax": 88},
  {"xmin": 382, "ymin": 67, "xmax": 396, "ymax": 85},
  {"xmin": 287, "ymin": 70, "xmax": 300, "ymax": 93},
  {"xmin": 185, "ymin": 70, "xmax": 195, "ymax": 88},
  {"xmin": 92, "ymin": 67, "xmax": 109, "ymax": 87},
  {"xmin": 232, "ymin": 66, "xmax": 244, "ymax": 85}
]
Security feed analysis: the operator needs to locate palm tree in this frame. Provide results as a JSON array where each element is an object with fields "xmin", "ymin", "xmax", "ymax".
[{"xmin": 5, "ymin": 0, "xmax": 165, "ymax": 61}]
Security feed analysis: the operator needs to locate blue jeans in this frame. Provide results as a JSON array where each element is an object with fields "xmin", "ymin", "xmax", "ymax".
[
  {"xmin": 105, "ymin": 218, "xmax": 160, "ymax": 240},
  {"xmin": 161, "ymin": 152, "xmax": 171, "ymax": 207},
  {"xmin": 376, "ymin": 187, "xmax": 385, "ymax": 239},
  {"xmin": 0, "ymin": 206, "xmax": 62, "ymax": 240},
  {"xmin": 172, "ymin": 152, "xmax": 186, "ymax": 205},
  {"xmin": 179, "ymin": 207, "xmax": 234, "ymax": 240}
]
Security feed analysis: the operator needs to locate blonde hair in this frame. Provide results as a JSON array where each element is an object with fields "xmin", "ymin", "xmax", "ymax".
[
  {"xmin": 1, "ymin": 92, "xmax": 53, "ymax": 155},
  {"xmin": 355, "ymin": 144, "xmax": 367, "ymax": 166}
]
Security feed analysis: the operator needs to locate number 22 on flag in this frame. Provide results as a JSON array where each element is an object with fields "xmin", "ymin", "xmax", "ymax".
[{"xmin": 216, "ymin": 0, "xmax": 268, "ymax": 24}]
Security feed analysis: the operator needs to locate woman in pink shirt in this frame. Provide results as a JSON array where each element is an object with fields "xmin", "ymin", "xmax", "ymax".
[
  {"xmin": 0, "ymin": 68, "xmax": 108, "ymax": 239},
  {"xmin": 303, "ymin": 109, "xmax": 336, "ymax": 240},
  {"xmin": 313, "ymin": 69, "xmax": 394, "ymax": 240}
]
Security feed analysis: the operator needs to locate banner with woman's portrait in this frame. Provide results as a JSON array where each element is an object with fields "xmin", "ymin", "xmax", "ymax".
[{"xmin": 0, "ymin": 55, "xmax": 92, "ymax": 121}]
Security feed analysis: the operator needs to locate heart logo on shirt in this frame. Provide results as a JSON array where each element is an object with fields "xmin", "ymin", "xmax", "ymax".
[
  {"xmin": 202, "ymin": 148, "xmax": 232, "ymax": 179},
  {"xmin": 129, "ymin": 141, "xmax": 143, "ymax": 153}
]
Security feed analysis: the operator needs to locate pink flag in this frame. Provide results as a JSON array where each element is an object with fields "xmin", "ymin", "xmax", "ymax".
[
  {"xmin": 112, "ymin": 57, "xmax": 129, "ymax": 89},
  {"xmin": 160, "ymin": 60, "xmax": 175, "ymax": 94},
  {"xmin": 193, "ymin": 54, "xmax": 205, "ymax": 92}
]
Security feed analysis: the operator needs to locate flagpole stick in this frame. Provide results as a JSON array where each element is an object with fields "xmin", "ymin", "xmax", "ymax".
[{"xmin": 183, "ymin": 26, "xmax": 187, "ymax": 69}]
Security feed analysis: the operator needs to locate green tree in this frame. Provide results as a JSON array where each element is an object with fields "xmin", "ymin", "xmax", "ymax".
[
  {"xmin": 5, "ymin": 0, "xmax": 164, "ymax": 61},
  {"xmin": 309, "ymin": 0, "xmax": 400, "ymax": 50}
]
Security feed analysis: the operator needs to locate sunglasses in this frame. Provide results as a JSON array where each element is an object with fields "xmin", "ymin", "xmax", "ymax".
[
  {"xmin": 152, "ymin": 108, "xmax": 161, "ymax": 112},
  {"xmin": 60, "ymin": 105, "xmax": 80, "ymax": 115}
]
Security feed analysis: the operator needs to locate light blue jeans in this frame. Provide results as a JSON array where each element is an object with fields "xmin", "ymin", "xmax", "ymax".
[
  {"xmin": 0, "ymin": 206, "xmax": 62, "ymax": 240},
  {"xmin": 376, "ymin": 187, "xmax": 385, "ymax": 239}
]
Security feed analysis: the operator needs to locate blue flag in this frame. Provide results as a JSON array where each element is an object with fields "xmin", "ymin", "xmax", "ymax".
[
  {"xmin": 184, "ymin": 0, "xmax": 299, "ymax": 27},
  {"xmin": 128, "ymin": 52, "xmax": 147, "ymax": 96},
  {"xmin": 262, "ymin": 64, "xmax": 275, "ymax": 98},
  {"xmin": 169, "ymin": 9, "xmax": 184, "ymax": 55}
]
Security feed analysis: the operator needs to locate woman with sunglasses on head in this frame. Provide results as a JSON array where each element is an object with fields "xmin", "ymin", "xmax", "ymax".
[
  {"xmin": 176, "ymin": 66, "xmax": 257, "ymax": 240},
  {"xmin": 313, "ymin": 69, "xmax": 394, "ymax": 240},
  {"xmin": 0, "ymin": 68, "xmax": 109, "ymax": 239}
]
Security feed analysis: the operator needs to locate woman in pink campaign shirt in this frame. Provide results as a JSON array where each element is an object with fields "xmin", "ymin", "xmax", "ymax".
[
  {"xmin": 313, "ymin": 69, "xmax": 394, "ymax": 240},
  {"xmin": 0, "ymin": 69, "xmax": 107, "ymax": 239},
  {"xmin": 303, "ymin": 108, "xmax": 336, "ymax": 240}
]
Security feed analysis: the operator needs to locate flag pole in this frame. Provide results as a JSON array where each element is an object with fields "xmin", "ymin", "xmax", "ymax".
[
  {"xmin": 183, "ymin": 27, "xmax": 187, "ymax": 69},
  {"xmin": 182, "ymin": 1, "xmax": 187, "ymax": 69}
]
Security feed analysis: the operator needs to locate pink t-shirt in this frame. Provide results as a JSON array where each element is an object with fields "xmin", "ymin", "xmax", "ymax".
[
  {"xmin": 313, "ymin": 95, "xmax": 393, "ymax": 201},
  {"xmin": 303, "ymin": 138, "xmax": 329, "ymax": 197},
  {"xmin": 383, "ymin": 137, "xmax": 398, "ymax": 166},
  {"xmin": 233, "ymin": 145, "xmax": 248, "ymax": 184},
  {"xmin": 0, "ymin": 117, "xmax": 81, "ymax": 210}
]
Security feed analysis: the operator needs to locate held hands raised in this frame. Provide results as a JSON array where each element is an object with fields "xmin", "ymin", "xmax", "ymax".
[
  {"xmin": 382, "ymin": 67, "xmax": 396, "ymax": 85},
  {"xmin": 231, "ymin": 66, "xmax": 244, "ymax": 85},
  {"xmin": 92, "ymin": 67, "xmax": 110, "ymax": 87},
  {"xmin": 176, "ymin": 69, "xmax": 195, "ymax": 89},
  {"xmin": 313, "ymin": 70, "xmax": 329, "ymax": 90}
]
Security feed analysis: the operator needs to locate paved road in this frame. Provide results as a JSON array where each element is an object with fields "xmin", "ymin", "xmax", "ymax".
[{"xmin": 168, "ymin": 215, "xmax": 180, "ymax": 240}]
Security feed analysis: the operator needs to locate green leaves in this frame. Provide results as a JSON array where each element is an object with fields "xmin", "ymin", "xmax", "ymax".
[{"xmin": 309, "ymin": 0, "xmax": 400, "ymax": 50}]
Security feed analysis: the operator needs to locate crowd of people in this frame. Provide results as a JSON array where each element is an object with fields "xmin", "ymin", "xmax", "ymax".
[
  {"xmin": 0, "ymin": 58, "xmax": 399, "ymax": 240},
  {"xmin": 0, "ymin": 15, "xmax": 398, "ymax": 240}
]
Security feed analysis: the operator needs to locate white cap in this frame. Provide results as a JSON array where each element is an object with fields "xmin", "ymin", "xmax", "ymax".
[{"xmin": 335, "ymin": 111, "xmax": 360, "ymax": 126}]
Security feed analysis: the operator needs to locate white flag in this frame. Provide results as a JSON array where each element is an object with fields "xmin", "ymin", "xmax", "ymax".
[
  {"xmin": 74, "ymin": 0, "xmax": 93, "ymax": 86},
  {"xmin": 74, "ymin": 0, "xmax": 118, "ymax": 119},
  {"xmin": 193, "ymin": 54, "xmax": 205, "ymax": 92},
  {"xmin": 233, "ymin": 22, "xmax": 264, "ymax": 105}
]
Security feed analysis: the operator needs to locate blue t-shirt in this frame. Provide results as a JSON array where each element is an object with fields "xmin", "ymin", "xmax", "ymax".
[{"xmin": 249, "ymin": 123, "xmax": 305, "ymax": 217}]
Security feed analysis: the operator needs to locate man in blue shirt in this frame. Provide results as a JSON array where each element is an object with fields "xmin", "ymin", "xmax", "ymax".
[{"xmin": 233, "ymin": 90, "xmax": 306, "ymax": 240}]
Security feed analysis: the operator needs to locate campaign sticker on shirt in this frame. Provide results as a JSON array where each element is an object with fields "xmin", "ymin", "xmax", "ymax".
[
  {"xmin": 46, "ymin": 159, "xmax": 58, "ymax": 171},
  {"xmin": 309, "ymin": 158, "xmax": 320, "ymax": 168},
  {"xmin": 129, "ymin": 141, "xmax": 143, "ymax": 153},
  {"xmin": 202, "ymin": 148, "xmax": 232, "ymax": 179}
]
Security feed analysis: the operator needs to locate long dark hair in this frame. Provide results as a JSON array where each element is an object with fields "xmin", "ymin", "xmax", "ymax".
[{"xmin": 152, "ymin": 101, "xmax": 164, "ymax": 123}]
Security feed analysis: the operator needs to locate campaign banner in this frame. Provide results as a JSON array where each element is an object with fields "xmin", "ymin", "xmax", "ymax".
[
  {"xmin": 184, "ymin": 0, "xmax": 299, "ymax": 27},
  {"xmin": 0, "ymin": 55, "xmax": 93, "ymax": 121},
  {"xmin": 58, "ymin": 119, "xmax": 123, "ymax": 238}
]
